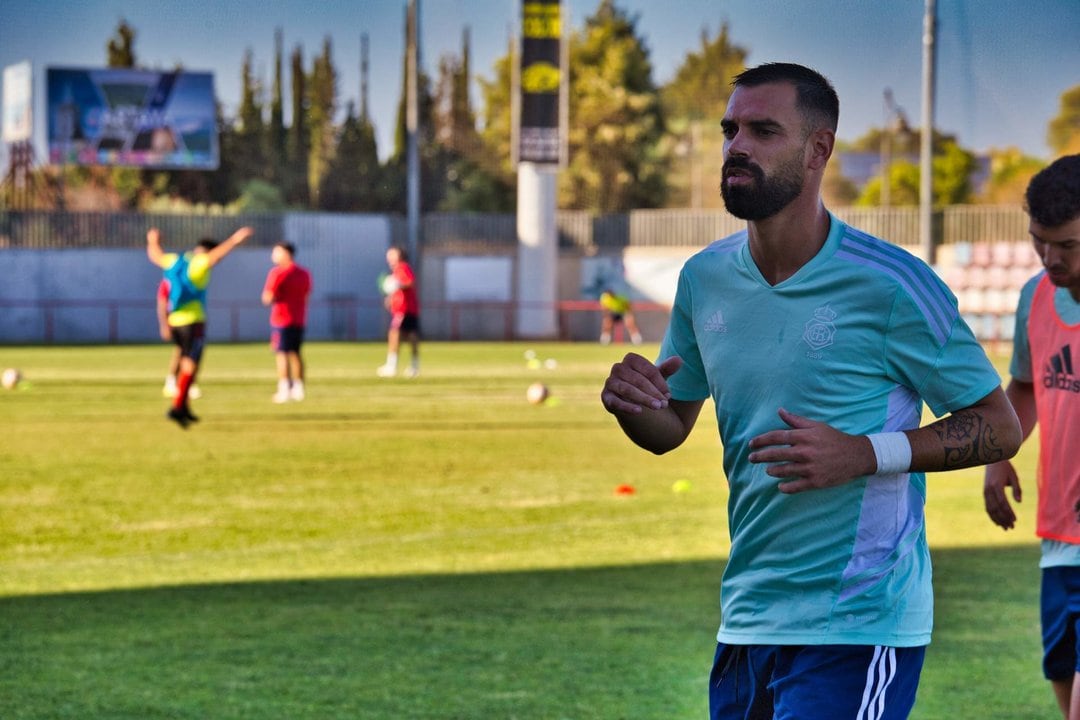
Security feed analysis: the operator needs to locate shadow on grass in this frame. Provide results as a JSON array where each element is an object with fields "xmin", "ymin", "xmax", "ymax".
[{"xmin": 0, "ymin": 545, "xmax": 1049, "ymax": 720}]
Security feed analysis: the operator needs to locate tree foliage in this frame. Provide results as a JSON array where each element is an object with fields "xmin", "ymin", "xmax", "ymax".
[
  {"xmin": 1048, "ymin": 84, "xmax": 1080, "ymax": 155},
  {"xmin": 977, "ymin": 147, "xmax": 1045, "ymax": 205},
  {"xmin": 661, "ymin": 22, "xmax": 747, "ymax": 122},
  {"xmin": 561, "ymin": 0, "xmax": 668, "ymax": 211},
  {"xmin": 856, "ymin": 136, "xmax": 977, "ymax": 207},
  {"xmin": 308, "ymin": 37, "xmax": 338, "ymax": 209}
]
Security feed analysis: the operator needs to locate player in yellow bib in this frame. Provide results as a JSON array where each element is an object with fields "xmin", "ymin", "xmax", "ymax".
[
  {"xmin": 146, "ymin": 225, "xmax": 252, "ymax": 427},
  {"xmin": 599, "ymin": 288, "xmax": 643, "ymax": 345}
]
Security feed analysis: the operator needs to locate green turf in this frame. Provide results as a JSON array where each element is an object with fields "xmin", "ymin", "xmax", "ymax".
[{"xmin": 0, "ymin": 342, "xmax": 1053, "ymax": 718}]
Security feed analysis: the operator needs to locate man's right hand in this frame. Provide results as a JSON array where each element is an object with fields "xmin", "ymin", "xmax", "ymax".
[
  {"xmin": 984, "ymin": 461, "xmax": 1022, "ymax": 530},
  {"xmin": 601, "ymin": 353, "xmax": 682, "ymax": 416}
]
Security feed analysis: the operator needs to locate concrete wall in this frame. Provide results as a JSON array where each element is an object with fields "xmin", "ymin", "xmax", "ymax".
[{"xmin": 0, "ymin": 213, "xmax": 394, "ymax": 344}]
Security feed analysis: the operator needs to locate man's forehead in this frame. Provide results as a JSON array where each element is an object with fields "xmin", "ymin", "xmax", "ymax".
[{"xmin": 723, "ymin": 82, "xmax": 799, "ymax": 121}]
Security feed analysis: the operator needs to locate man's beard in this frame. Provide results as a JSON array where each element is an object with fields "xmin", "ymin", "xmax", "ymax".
[{"xmin": 721, "ymin": 154, "xmax": 804, "ymax": 221}]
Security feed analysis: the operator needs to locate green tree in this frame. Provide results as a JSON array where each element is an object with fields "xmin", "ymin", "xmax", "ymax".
[
  {"xmin": 1048, "ymin": 84, "xmax": 1080, "ymax": 155},
  {"xmin": 853, "ymin": 129, "xmax": 977, "ymax": 207},
  {"xmin": 321, "ymin": 102, "xmax": 382, "ymax": 211},
  {"xmin": 476, "ymin": 47, "xmax": 516, "ymax": 188},
  {"xmin": 267, "ymin": 28, "xmax": 288, "ymax": 190},
  {"xmin": 661, "ymin": 22, "xmax": 747, "ymax": 122},
  {"xmin": 285, "ymin": 44, "xmax": 310, "ymax": 206},
  {"xmin": 107, "ymin": 20, "xmax": 137, "ymax": 68},
  {"xmin": 659, "ymin": 23, "xmax": 747, "ymax": 208},
  {"xmin": 561, "ymin": 0, "xmax": 668, "ymax": 211},
  {"xmin": 856, "ymin": 137, "xmax": 977, "ymax": 207},
  {"xmin": 977, "ymin": 147, "xmax": 1045, "ymax": 205},
  {"xmin": 307, "ymin": 37, "xmax": 338, "ymax": 209},
  {"xmin": 431, "ymin": 29, "xmax": 513, "ymax": 211},
  {"xmin": 232, "ymin": 49, "xmax": 267, "ymax": 186}
]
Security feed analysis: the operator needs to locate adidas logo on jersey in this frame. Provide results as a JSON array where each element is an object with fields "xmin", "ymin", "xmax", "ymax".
[
  {"xmin": 1043, "ymin": 344, "xmax": 1080, "ymax": 393},
  {"xmin": 703, "ymin": 310, "xmax": 728, "ymax": 333}
]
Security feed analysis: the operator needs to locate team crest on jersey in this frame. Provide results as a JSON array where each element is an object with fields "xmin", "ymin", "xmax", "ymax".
[{"xmin": 803, "ymin": 304, "xmax": 837, "ymax": 357}]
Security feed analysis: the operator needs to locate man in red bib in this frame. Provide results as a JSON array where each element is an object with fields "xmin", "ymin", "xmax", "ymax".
[
  {"xmin": 262, "ymin": 242, "xmax": 312, "ymax": 403},
  {"xmin": 985, "ymin": 154, "xmax": 1080, "ymax": 719}
]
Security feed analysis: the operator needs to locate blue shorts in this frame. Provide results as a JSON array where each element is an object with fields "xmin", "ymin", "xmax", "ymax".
[
  {"xmin": 271, "ymin": 325, "xmax": 305, "ymax": 353},
  {"xmin": 709, "ymin": 643, "xmax": 925, "ymax": 720},
  {"xmin": 1041, "ymin": 565, "xmax": 1080, "ymax": 680}
]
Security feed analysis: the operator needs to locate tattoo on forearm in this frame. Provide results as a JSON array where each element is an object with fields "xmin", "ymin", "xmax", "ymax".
[{"xmin": 933, "ymin": 409, "xmax": 1006, "ymax": 469}]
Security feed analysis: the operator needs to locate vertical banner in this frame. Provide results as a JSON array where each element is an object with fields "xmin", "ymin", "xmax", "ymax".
[
  {"xmin": 2, "ymin": 61, "xmax": 33, "ymax": 143},
  {"xmin": 518, "ymin": 0, "xmax": 561, "ymax": 165}
]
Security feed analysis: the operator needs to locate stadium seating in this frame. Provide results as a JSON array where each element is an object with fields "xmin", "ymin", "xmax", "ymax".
[{"xmin": 944, "ymin": 241, "xmax": 1042, "ymax": 345}]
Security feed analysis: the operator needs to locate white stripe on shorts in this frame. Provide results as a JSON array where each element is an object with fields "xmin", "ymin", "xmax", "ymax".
[{"xmin": 857, "ymin": 646, "xmax": 898, "ymax": 720}]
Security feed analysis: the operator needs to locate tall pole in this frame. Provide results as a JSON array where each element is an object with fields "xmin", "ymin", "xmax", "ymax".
[
  {"xmin": 406, "ymin": 0, "xmax": 421, "ymax": 261},
  {"xmin": 919, "ymin": 0, "xmax": 937, "ymax": 263},
  {"xmin": 515, "ymin": 0, "xmax": 562, "ymax": 339},
  {"xmin": 360, "ymin": 33, "xmax": 369, "ymax": 124}
]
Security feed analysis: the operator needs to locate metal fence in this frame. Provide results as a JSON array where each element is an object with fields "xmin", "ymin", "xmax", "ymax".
[{"xmin": 0, "ymin": 205, "xmax": 1029, "ymax": 251}]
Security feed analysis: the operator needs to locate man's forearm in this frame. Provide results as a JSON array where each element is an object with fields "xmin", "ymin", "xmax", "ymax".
[
  {"xmin": 907, "ymin": 388, "xmax": 1021, "ymax": 472},
  {"xmin": 615, "ymin": 405, "xmax": 694, "ymax": 455}
]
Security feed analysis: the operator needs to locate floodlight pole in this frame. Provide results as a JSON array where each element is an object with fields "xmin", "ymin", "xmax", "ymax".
[
  {"xmin": 406, "ymin": 0, "xmax": 421, "ymax": 261},
  {"xmin": 919, "ymin": 0, "xmax": 937, "ymax": 263}
]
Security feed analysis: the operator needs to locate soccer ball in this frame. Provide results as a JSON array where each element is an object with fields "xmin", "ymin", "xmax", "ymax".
[
  {"xmin": 2, "ymin": 368, "xmax": 22, "ymax": 390},
  {"xmin": 380, "ymin": 274, "xmax": 400, "ymax": 295},
  {"xmin": 526, "ymin": 381, "xmax": 549, "ymax": 405}
]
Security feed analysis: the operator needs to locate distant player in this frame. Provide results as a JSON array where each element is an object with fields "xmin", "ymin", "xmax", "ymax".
[
  {"xmin": 147, "ymin": 225, "xmax": 253, "ymax": 428},
  {"xmin": 157, "ymin": 279, "xmax": 199, "ymax": 400},
  {"xmin": 262, "ymin": 241, "xmax": 312, "ymax": 403},
  {"xmin": 984, "ymin": 154, "xmax": 1080, "ymax": 720},
  {"xmin": 599, "ymin": 288, "xmax": 643, "ymax": 345},
  {"xmin": 377, "ymin": 246, "xmax": 420, "ymax": 378}
]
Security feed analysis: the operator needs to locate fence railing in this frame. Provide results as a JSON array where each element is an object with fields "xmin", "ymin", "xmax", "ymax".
[{"xmin": 0, "ymin": 206, "xmax": 1029, "ymax": 251}]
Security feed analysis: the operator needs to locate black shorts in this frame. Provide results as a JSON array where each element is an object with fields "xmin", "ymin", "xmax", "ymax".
[
  {"xmin": 170, "ymin": 323, "xmax": 206, "ymax": 362},
  {"xmin": 390, "ymin": 313, "xmax": 421, "ymax": 334},
  {"xmin": 271, "ymin": 326, "xmax": 305, "ymax": 353}
]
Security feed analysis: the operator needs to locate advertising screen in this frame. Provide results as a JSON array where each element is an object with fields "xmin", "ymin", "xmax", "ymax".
[{"xmin": 47, "ymin": 67, "xmax": 218, "ymax": 170}]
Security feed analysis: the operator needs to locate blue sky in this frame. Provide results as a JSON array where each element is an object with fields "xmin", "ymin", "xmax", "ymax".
[{"xmin": 1, "ymin": 0, "xmax": 1078, "ymax": 169}]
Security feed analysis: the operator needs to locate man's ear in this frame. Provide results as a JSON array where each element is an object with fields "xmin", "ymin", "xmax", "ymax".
[{"xmin": 807, "ymin": 128, "xmax": 835, "ymax": 171}]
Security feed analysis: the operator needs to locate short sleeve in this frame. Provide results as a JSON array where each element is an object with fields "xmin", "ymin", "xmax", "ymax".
[{"xmin": 658, "ymin": 267, "xmax": 710, "ymax": 401}]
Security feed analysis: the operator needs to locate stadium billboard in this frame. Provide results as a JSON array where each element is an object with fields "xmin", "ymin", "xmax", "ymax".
[
  {"xmin": 518, "ymin": 0, "xmax": 561, "ymax": 165},
  {"xmin": 2, "ymin": 61, "xmax": 33, "ymax": 143},
  {"xmin": 46, "ymin": 67, "xmax": 218, "ymax": 170}
]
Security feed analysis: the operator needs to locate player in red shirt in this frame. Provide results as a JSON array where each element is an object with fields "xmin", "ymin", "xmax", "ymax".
[
  {"xmin": 377, "ymin": 246, "xmax": 421, "ymax": 378},
  {"xmin": 261, "ymin": 242, "xmax": 313, "ymax": 402}
]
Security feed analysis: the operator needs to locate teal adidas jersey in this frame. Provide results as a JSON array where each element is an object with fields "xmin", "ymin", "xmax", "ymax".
[{"xmin": 659, "ymin": 214, "xmax": 1002, "ymax": 647}]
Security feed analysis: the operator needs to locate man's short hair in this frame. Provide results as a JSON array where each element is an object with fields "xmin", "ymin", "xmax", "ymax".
[
  {"xmin": 196, "ymin": 238, "xmax": 218, "ymax": 252},
  {"xmin": 732, "ymin": 62, "xmax": 839, "ymax": 134},
  {"xmin": 1026, "ymin": 154, "xmax": 1080, "ymax": 228},
  {"xmin": 276, "ymin": 241, "xmax": 296, "ymax": 257}
]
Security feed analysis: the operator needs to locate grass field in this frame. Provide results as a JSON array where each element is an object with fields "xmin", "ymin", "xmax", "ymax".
[{"xmin": 0, "ymin": 342, "xmax": 1054, "ymax": 719}]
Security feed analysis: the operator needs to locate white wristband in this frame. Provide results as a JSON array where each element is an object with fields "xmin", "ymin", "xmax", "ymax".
[{"xmin": 867, "ymin": 432, "xmax": 912, "ymax": 474}]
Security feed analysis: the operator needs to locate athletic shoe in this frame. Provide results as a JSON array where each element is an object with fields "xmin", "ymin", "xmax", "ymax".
[
  {"xmin": 166, "ymin": 407, "xmax": 190, "ymax": 429},
  {"xmin": 183, "ymin": 406, "xmax": 200, "ymax": 423},
  {"xmin": 163, "ymin": 383, "xmax": 178, "ymax": 398},
  {"xmin": 272, "ymin": 390, "xmax": 290, "ymax": 404},
  {"xmin": 376, "ymin": 364, "xmax": 396, "ymax": 378},
  {"xmin": 404, "ymin": 366, "xmax": 419, "ymax": 378},
  {"xmin": 289, "ymin": 384, "xmax": 305, "ymax": 401},
  {"xmin": 189, "ymin": 385, "xmax": 202, "ymax": 400}
]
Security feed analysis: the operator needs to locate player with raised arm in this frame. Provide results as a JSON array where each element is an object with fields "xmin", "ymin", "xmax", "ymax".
[{"xmin": 147, "ymin": 225, "xmax": 252, "ymax": 428}]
